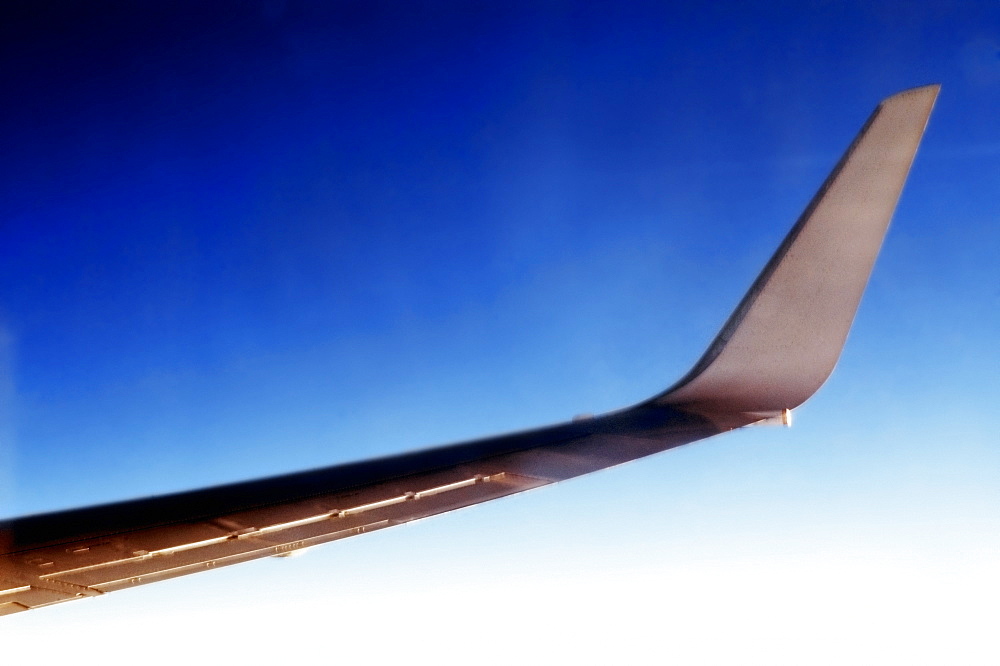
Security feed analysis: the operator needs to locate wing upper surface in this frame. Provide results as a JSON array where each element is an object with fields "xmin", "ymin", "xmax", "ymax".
[{"xmin": 2, "ymin": 405, "xmax": 717, "ymax": 615}]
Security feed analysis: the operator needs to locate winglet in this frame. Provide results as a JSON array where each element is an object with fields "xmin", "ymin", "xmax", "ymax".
[{"xmin": 657, "ymin": 85, "xmax": 939, "ymax": 416}]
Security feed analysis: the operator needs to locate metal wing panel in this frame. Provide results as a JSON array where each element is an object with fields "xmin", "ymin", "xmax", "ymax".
[
  {"xmin": 0, "ymin": 405, "xmax": 720, "ymax": 614},
  {"xmin": 658, "ymin": 85, "xmax": 939, "ymax": 414}
]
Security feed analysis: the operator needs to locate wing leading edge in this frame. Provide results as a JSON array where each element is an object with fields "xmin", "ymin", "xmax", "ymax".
[{"xmin": 0, "ymin": 85, "xmax": 939, "ymax": 616}]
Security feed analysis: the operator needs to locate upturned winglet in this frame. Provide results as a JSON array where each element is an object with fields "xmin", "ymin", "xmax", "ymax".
[{"xmin": 657, "ymin": 85, "xmax": 939, "ymax": 416}]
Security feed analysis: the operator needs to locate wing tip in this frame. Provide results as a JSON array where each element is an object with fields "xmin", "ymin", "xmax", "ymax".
[
  {"xmin": 653, "ymin": 86, "xmax": 939, "ymax": 416},
  {"xmin": 884, "ymin": 83, "xmax": 941, "ymax": 101},
  {"xmin": 879, "ymin": 84, "xmax": 941, "ymax": 120}
]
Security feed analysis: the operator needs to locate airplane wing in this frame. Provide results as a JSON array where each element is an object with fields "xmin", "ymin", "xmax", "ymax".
[{"xmin": 0, "ymin": 85, "xmax": 939, "ymax": 616}]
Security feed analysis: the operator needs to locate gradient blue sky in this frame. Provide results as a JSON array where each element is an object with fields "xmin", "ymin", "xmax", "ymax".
[{"xmin": 2, "ymin": 1, "xmax": 999, "ymax": 662}]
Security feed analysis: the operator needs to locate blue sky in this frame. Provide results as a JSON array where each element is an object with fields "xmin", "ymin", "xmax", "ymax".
[{"xmin": 2, "ymin": 1, "xmax": 999, "ymax": 662}]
